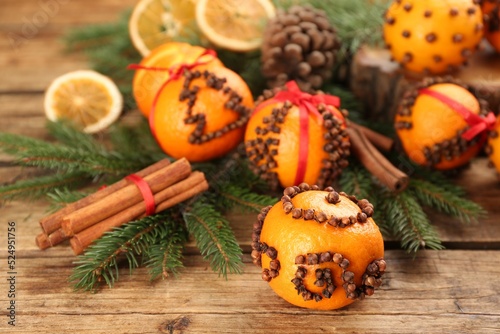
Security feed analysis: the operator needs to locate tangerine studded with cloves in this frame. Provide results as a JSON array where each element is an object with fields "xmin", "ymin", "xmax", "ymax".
[
  {"xmin": 395, "ymin": 77, "xmax": 491, "ymax": 170},
  {"xmin": 132, "ymin": 42, "xmax": 223, "ymax": 118},
  {"xmin": 244, "ymin": 85, "xmax": 350, "ymax": 189},
  {"xmin": 151, "ymin": 66, "xmax": 254, "ymax": 162},
  {"xmin": 252, "ymin": 183, "xmax": 385, "ymax": 310},
  {"xmin": 383, "ymin": 0, "xmax": 484, "ymax": 74}
]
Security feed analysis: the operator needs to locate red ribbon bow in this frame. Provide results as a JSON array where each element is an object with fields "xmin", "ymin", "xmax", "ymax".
[
  {"xmin": 419, "ymin": 88, "xmax": 496, "ymax": 141},
  {"xmin": 127, "ymin": 49, "xmax": 218, "ymax": 139},
  {"xmin": 255, "ymin": 81, "xmax": 342, "ymax": 185}
]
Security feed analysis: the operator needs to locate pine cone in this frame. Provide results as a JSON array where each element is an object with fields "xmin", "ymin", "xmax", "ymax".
[{"xmin": 261, "ymin": 5, "xmax": 340, "ymax": 91}]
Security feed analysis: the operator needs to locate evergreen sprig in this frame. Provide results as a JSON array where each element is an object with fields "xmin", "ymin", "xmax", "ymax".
[
  {"xmin": 410, "ymin": 179, "xmax": 487, "ymax": 224},
  {"xmin": 144, "ymin": 233, "xmax": 185, "ymax": 281},
  {"xmin": 46, "ymin": 188, "xmax": 88, "ymax": 212},
  {"xmin": 382, "ymin": 191, "xmax": 445, "ymax": 253},
  {"xmin": 183, "ymin": 201, "xmax": 243, "ymax": 277},
  {"xmin": 70, "ymin": 213, "xmax": 186, "ymax": 292},
  {"xmin": 338, "ymin": 158, "xmax": 485, "ymax": 252},
  {"xmin": 0, "ymin": 131, "xmax": 132, "ymax": 176},
  {"xmin": 0, "ymin": 172, "xmax": 88, "ymax": 202},
  {"xmin": 0, "ymin": 121, "xmax": 164, "ymax": 203}
]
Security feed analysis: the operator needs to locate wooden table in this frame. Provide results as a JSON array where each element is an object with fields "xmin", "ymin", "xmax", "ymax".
[{"xmin": 1, "ymin": 1, "xmax": 500, "ymax": 333}]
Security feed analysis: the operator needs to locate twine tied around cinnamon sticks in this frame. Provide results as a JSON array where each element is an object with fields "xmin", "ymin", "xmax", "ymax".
[{"xmin": 36, "ymin": 158, "xmax": 209, "ymax": 255}]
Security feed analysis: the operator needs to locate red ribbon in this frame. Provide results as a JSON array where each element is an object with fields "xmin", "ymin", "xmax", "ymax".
[
  {"xmin": 127, "ymin": 49, "xmax": 218, "ymax": 140},
  {"xmin": 125, "ymin": 174, "xmax": 156, "ymax": 216},
  {"xmin": 419, "ymin": 88, "xmax": 496, "ymax": 141},
  {"xmin": 254, "ymin": 81, "xmax": 341, "ymax": 185}
]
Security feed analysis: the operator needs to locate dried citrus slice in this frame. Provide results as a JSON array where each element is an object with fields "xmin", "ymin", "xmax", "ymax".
[
  {"xmin": 195, "ymin": 0, "xmax": 276, "ymax": 52},
  {"xmin": 44, "ymin": 70, "xmax": 123, "ymax": 133},
  {"xmin": 129, "ymin": 0, "xmax": 199, "ymax": 57}
]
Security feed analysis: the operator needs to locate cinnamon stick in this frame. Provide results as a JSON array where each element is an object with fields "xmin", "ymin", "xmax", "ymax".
[
  {"xmin": 70, "ymin": 171, "xmax": 209, "ymax": 255},
  {"xmin": 346, "ymin": 127, "xmax": 409, "ymax": 192},
  {"xmin": 61, "ymin": 158, "xmax": 191, "ymax": 237},
  {"xmin": 349, "ymin": 121, "xmax": 394, "ymax": 152},
  {"xmin": 35, "ymin": 233, "xmax": 51, "ymax": 250},
  {"xmin": 39, "ymin": 158, "xmax": 171, "ymax": 235}
]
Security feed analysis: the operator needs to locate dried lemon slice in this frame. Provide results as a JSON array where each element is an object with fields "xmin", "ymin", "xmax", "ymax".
[
  {"xmin": 44, "ymin": 70, "xmax": 123, "ymax": 133},
  {"xmin": 129, "ymin": 0, "xmax": 199, "ymax": 57},
  {"xmin": 195, "ymin": 0, "xmax": 276, "ymax": 52}
]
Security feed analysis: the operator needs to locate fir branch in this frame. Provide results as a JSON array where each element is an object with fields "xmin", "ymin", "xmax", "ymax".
[
  {"xmin": 70, "ymin": 213, "xmax": 178, "ymax": 292},
  {"xmin": 108, "ymin": 120, "xmax": 167, "ymax": 165},
  {"xmin": 217, "ymin": 184, "xmax": 276, "ymax": 213},
  {"xmin": 46, "ymin": 188, "xmax": 88, "ymax": 212},
  {"xmin": 410, "ymin": 179, "xmax": 486, "ymax": 224},
  {"xmin": 203, "ymin": 153, "xmax": 272, "ymax": 194},
  {"xmin": 339, "ymin": 162, "xmax": 391, "ymax": 237},
  {"xmin": 1, "ymin": 123, "xmax": 152, "ymax": 177},
  {"xmin": 46, "ymin": 121, "xmax": 106, "ymax": 153},
  {"xmin": 144, "ymin": 229, "xmax": 186, "ymax": 281},
  {"xmin": 412, "ymin": 165, "xmax": 467, "ymax": 195},
  {"xmin": 15, "ymin": 147, "xmax": 134, "ymax": 177},
  {"xmin": 339, "ymin": 162, "xmax": 374, "ymax": 200},
  {"xmin": 0, "ymin": 131, "xmax": 54, "ymax": 156},
  {"xmin": 183, "ymin": 201, "xmax": 243, "ymax": 278},
  {"xmin": 0, "ymin": 172, "xmax": 88, "ymax": 202},
  {"xmin": 383, "ymin": 191, "xmax": 444, "ymax": 253}
]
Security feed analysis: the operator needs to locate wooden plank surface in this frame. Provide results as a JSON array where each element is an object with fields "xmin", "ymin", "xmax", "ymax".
[
  {"xmin": 0, "ymin": 243, "xmax": 499, "ymax": 333},
  {"xmin": 1, "ymin": 1, "xmax": 500, "ymax": 333}
]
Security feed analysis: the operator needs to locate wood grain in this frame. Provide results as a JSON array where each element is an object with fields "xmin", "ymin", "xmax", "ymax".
[
  {"xmin": 0, "ymin": 247, "xmax": 499, "ymax": 333},
  {"xmin": 0, "ymin": 0, "xmax": 137, "ymax": 92}
]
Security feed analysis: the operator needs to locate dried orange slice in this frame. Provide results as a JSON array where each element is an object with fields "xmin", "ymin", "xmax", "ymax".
[
  {"xmin": 195, "ymin": 0, "xmax": 276, "ymax": 52},
  {"xmin": 44, "ymin": 70, "xmax": 123, "ymax": 133},
  {"xmin": 129, "ymin": 0, "xmax": 199, "ymax": 57}
]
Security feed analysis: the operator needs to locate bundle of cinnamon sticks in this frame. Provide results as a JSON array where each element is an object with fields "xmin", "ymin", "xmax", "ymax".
[{"xmin": 36, "ymin": 158, "xmax": 209, "ymax": 255}]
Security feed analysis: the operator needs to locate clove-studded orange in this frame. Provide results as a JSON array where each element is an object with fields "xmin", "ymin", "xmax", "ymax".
[
  {"xmin": 395, "ymin": 78, "xmax": 495, "ymax": 170},
  {"xmin": 131, "ymin": 42, "xmax": 223, "ymax": 118},
  {"xmin": 482, "ymin": 0, "xmax": 500, "ymax": 52},
  {"xmin": 151, "ymin": 65, "xmax": 254, "ymax": 162},
  {"xmin": 487, "ymin": 116, "xmax": 500, "ymax": 174},
  {"xmin": 383, "ymin": 0, "xmax": 484, "ymax": 74},
  {"xmin": 244, "ymin": 81, "xmax": 350, "ymax": 189},
  {"xmin": 251, "ymin": 184, "xmax": 385, "ymax": 310}
]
